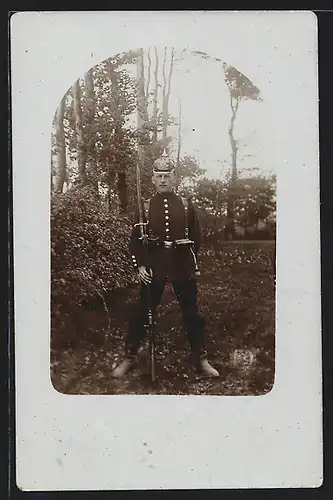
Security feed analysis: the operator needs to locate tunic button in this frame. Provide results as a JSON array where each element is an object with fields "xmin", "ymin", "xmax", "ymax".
[
  {"xmin": 164, "ymin": 204, "xmax": 168, "ymax": 208},
  {"xmin": 165, "ymin": 209, "xmax": 169, "ymax": 214},
  {"xmin": 166, "ymin": 235, "xmax": 170, "ymax": 240},
  {"xmin": 165, "ymin": 228, "xmax": 169, "ymax": 232},
  {"xmin": 164, "ymin": 198, "xmax": 168, "ymax": 202},
  {"xmin": 165, "ymin": 222, "xmax": 169, "ymax": 226},
  {"xmin": 165, "ymin": 215, "xmax": 169, "ymax": 220}
]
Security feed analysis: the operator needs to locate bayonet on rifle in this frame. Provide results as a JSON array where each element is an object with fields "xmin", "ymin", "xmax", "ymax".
[{"xmin": 135, "ymin": 161, "xmax": 156, "ymax": 383}]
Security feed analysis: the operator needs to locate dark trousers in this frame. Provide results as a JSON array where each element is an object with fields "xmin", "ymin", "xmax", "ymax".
[{"xmin": 125, "ymin": 278, "xmax": 207, "ymax": 360}]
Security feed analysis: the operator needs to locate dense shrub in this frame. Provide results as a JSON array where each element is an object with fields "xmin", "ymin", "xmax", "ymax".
[{"xmin": 51, "ymin": 187, "xmax": 135, "ymax": 314}]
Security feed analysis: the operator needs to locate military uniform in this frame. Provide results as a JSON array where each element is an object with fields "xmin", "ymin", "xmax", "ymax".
[
  {"xmin": 112, "ymin": 152, "xmax": 219, "ymax": 378},
  {"xmin": 130, "ymin": 192, "xmax": 200, "ymax": 280},
  {"xmin": 126, "ymin": 191, "xmax": 207, "ymax": 360}
]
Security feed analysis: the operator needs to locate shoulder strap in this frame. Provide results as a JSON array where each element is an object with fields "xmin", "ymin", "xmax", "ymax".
[{"xmin": 181, "ymin": 197, "xmax": 189, "ymax": 238}]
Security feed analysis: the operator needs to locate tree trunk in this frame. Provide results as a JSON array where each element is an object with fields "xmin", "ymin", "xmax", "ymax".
[
  {"xmin": 136, "ymin": 50, "xmax": 149, "ymax": 133},
  {"xmin": 215, "ymin": 179, "xmax": 220, "ymax": 215},
  {"xmin": 244, "ymin": 203, "xmax": 249, "ymax": 238},
  {"xmin": 226, "ymin": 96, "xmax": 240, "ymax": 237},
  {"xmin": 116, "ymin": 171, "xmax": 127, "ymax": 213},
  {"xmin": 54, "ymin": 95, "xmax": 67, "ymax": 193},
  {"xmin": 84, "ymin": 68, "xmax": 99, "ymax": 196},
  {"xmin": 176, "ymin": 97, "xmax": 182, "ymax": 190},
  {"xmin": 160, "ymin": 46, "xmax": 175, "ymax": 148},
  {"xmin": 72, "ymin": 79, "xmax": 87, "ymax": 185},
  {"xmin": 165, "ymin": 47, "xmax": 175, "ymax": 120},
  {"xmin": 106, "ymin": 58, "xmax": 128, "ymax": 213},
  {"xmin": 107, "ymin": 169, "xmax": 116, "ymax": 213},
  {"xmin": 136, "ymin": 48, "xmax": 149, "ymax": 198},
  {"xmin": 162, "ymin": 47, "xmax": 168, "ymax": 142},
  {"xmin": 152, "ymin": 47, "xmax": 159, "ymax": 144},
  {"xmin": 84, "ymin": 69, "xmax": 95, "ymax": 124},
  {"xmin": 50, "ymin": 152, "xmax": 54, "ymax": 193},
  {"xmin": 146, "ymin": 48, "xmax": 151, "ymax": 100}
]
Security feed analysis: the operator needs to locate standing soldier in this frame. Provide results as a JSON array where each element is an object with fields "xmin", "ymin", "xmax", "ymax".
[{"xmin": 112, "ymin": 152, "xmax": 219, "ymax": 379}]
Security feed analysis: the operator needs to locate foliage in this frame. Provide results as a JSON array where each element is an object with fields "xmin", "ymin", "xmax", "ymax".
[
  {"xmin": 223, "ymin": 63, "xmax": 262, "ymax": 102},
  {"xmin": 189, "ymin": 51, "xmax": 264, "ymax": 233},
  {"xmin": 234, "ymin": 176, "xmax": 276, "ymax": 225},
  {"xmin": 51, "ymin": 186, "xmax": 134, "ymax": 313},
  {"xmin": 51, "ymin": 242, "xmax": 275, "ymax": 395},
  {"xmin": 176, "ymin": 155, "xmax": 206, "ymax": 188},
  {"xmin": 62, "ymin": 64, "xmax": 137, "ymax": 184},
  {"xmin": 179, "ymin": 174, "xmax": 276, "ymax": 237},
  {"xmin": 50, "ymin": 47, "xmax": 276, "ymax": 347}
]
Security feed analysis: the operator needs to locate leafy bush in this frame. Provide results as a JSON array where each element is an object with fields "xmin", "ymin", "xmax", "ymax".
[{"xmin": 51, "ymin": 186, "xmax": 135, "ymax": 314}]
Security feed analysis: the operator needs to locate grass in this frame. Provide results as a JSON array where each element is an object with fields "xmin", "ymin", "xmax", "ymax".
[{"xmin": 51, "ymin": 241, "xmax": 276, "ymax": 396}]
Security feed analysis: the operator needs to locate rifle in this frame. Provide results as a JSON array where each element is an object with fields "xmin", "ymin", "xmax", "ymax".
[
  {"xmin": 146, "ymin": 280, "xmax": 155, "ymax": 383},
  {"xmin": 135, "ymin": 156, "xmax": 156, "ymax": 383}
]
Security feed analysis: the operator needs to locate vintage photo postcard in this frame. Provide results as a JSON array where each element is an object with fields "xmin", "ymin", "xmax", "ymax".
[{"xmin": 11, "ymin": 10, "xmax": 322, "ymax": 491}]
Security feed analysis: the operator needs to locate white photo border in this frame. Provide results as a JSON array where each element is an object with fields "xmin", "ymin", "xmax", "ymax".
[{"xmin": 11, "ymin": 10, "xmax": 322, "ymax": 491}]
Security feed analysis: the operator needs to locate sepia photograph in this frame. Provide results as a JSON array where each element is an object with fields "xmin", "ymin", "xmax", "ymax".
[
  {"xmin": 50, "ymin": 45, "xmax": 276, "ymax": 396},
  {"xmin": 12, "ymin": 11, "xmax": 322, "ymax": 490}
]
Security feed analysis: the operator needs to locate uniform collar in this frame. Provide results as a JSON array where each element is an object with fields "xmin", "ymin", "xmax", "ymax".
[{"xmin": 155, "ymin": 190, "xmax": 176, "ymax": 199}]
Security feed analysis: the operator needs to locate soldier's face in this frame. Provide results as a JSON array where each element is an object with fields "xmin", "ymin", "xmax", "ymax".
[{"xmin": 152, "ymin": 172, "xmax": 174, "ymax": 193}]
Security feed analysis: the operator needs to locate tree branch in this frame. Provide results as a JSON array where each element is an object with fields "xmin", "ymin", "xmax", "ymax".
[
  {"xmin": 89, "ymin": 284, "xmax": 111, "ymax": 339},
  {"xmin": 54, "ymin": 94, "xmax": 67, "ymax": 193},
  {"xmin": 162, "ymin": 47, "xmax": 168, "ymax": 141},
  {"xmin": 146, "ymin": 48, "xmax": 151, "ymax": 100},
  {"xmin": 166, "ymin": 47, "xmax": 175, "ymax": 113},
  {"xmin": 162, "ymin": 46, "xmax": 167, "ymax": 99},
  {"xmin": 176, "ymin": 97, "xmax": 182, "ymax": 189},
  {"xmin": 228, "ymin": 96, "xmax": 240, "ymax": 138},
  {"xmin": 152, "ymin": 47, "xmax": 159, "ymax": 143},
  {"xmin": 72, "ymin": 79, "xmax": 87, "ymax": 185}
]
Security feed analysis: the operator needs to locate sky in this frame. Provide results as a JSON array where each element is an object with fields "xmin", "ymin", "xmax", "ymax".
[
  {"xmin": 56, "ymin": 45, "xmax": 276, "ymax": 183},
  {"xmin": 124, "ymin": 46, "xmax": 276, "ymax": 181}
]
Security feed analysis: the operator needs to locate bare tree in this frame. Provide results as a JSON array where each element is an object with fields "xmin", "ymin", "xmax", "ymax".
[
  {"xmin": 162, "ymin": 47, "xmax": 168, "ymax": 142},
  {"xmin": 223, "ymin": 63, "xmax": 262, "ymax": 237},
  {"xmin": 72, "ymin": 79, "xmax": 87, "ymax": 185},
  {"xmin": 152, "ymin": 47, "xmax": 159, "ymax": 144},
  {"xmin": 54, "ymin": 95, "xmax": 67, "ymax": 193},
  {"xmin": 226, "ymin": 94, "xmax": 240, "ymax": 226},
  {"xmin": 84, "ymin": 69, "xmax": 95, "ymax": 124},
  {"xmin": 176, "ymin": 97, "xmax": 182, "ymax": 190},
  {"xmin": 166, "ymin": 47, "xmax": 175, "ymax": 121},
  {"xmin": 161, "ymin": 46, "xmax": 175, "ymax": 145},
  {"xmin": 145, "ymin": 47, "xmax": 170, "ymax": 163},
  {"xmin": 136, "ymin": 48, "xmax": 149, "ymax": 198},
  {"xmin": 84, "ymin": 68, "xmax": 99, "ymax": 195},
  {"xmin": 51, "ymin": 153, "xmax": 54, "ymax": 193},
  {"xmin": 106, "ymin": 58, "xmax": 129, "ymax": 213},
  {"xmin": 145, "ymin": 48, "xmax": 151, "ymax": 100}
]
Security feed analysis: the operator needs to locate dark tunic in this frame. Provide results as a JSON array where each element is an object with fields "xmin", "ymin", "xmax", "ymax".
[{"xmin": 129, "ymin": 191, "xmax": 201, "ymax": 281}]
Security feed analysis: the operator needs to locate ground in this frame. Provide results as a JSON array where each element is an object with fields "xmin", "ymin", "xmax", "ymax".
[{"xmin": 51, "ymin": 241, "xmax": 276, "ymax": 396}]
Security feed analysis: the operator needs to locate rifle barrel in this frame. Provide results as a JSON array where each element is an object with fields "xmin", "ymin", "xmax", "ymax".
[{"xmin": 146, "ymin": 284, "xmax": 156, "ymax": 382}]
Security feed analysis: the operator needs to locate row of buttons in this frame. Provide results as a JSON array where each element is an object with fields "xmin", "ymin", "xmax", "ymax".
[
  {"xmin": 164, "ymin": 198, "xmax": 170, "ymax": 239},
  {"xmin": 131, "ymin": 254, "xmax": 138, "ymax": 268}
]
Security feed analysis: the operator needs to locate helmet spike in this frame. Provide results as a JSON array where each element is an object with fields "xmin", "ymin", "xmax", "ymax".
[{"xmin": 153, "ymin": 148, "xmax": 174, "ymax": 173}]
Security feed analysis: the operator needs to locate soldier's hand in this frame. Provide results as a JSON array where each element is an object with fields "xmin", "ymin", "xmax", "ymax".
[{"xmin": 138, "ymin": 266, "xmax": 153, "ymax": 285}]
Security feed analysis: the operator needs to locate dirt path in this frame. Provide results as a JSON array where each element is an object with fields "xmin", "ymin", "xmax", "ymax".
[{"xmin": 51, "ymin": 243, "xmax": 275, "ymax": 396}]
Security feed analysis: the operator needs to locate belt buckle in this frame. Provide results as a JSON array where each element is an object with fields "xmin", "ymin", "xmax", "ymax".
[{"xmin": 164, "ymin": 241, "xmax": 173, "ymax": 249}]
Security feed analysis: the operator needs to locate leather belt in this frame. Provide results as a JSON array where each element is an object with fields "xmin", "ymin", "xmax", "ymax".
[
  {"xmin": 162, "ymin": 239, "xmax": 194, "ymax": 249},
  {"xmin": 163, "ymin": 241, "xmax": 174, "ymax": 248}
]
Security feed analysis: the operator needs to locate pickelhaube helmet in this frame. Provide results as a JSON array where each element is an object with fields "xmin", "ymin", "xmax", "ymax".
[{"xmin": 153, "ymin": 149, "xmax": 174, "ymax": 173}]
